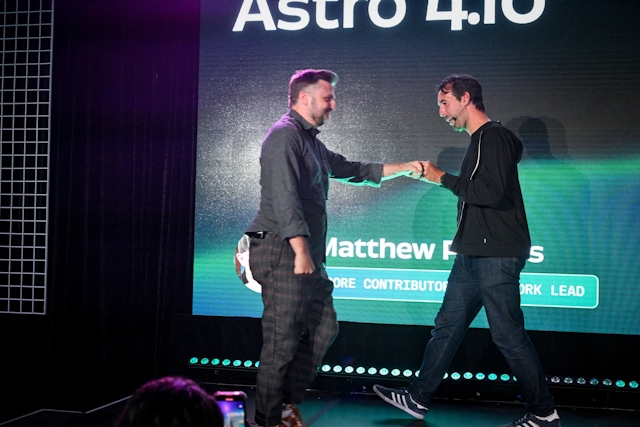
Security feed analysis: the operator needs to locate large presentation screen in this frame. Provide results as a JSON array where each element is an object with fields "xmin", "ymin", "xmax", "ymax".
[{"xmin": 194, "ymin": 0, "xmax": 640, "ymax": 335}]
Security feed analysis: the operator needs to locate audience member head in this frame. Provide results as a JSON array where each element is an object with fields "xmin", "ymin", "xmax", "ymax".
[{"xmin": 114, "ymin": 376, "xmax": 223, "ymax": 427}]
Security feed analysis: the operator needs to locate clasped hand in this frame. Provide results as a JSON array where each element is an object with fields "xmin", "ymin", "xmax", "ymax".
[{"xmin": 406, "ymin": 160, "xmax": 444, "ymax": 184}]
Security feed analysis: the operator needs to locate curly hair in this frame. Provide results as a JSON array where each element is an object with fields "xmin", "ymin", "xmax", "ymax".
[
  {"xmin": 114, "ymin": 376, "xmax": 223, "ymax": 427},
  {"xmin": 436, "ymin": 74, "xmax": 485, "ymax": 112}
]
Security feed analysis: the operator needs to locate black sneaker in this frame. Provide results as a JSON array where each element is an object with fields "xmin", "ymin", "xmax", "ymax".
[
  {"xmin": 499, "ymin": 409, "xmax": 561, "ymax": 427},
  {"xmin": 373, "ymin": 385, "xmax": 428, "ymax": 420}
]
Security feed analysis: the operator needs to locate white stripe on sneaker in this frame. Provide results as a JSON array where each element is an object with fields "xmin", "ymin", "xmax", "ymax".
[
  {"xmin": 396, "ymin": 392, "xmax": 406, "ymax": 407},
  {"xmin": 410, "ymin": 395, "xmax": 428, "ymax": 410}
]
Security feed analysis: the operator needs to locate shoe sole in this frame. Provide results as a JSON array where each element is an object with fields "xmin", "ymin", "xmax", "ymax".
[{"xmin": 373, "ymin": 386, "xmax": 425, "ymax": 420}]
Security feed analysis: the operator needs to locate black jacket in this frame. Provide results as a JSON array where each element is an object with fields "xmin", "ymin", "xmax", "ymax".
[{"xmin": 440, "ymin": 121, "xmax": 531, "ymax": 258}]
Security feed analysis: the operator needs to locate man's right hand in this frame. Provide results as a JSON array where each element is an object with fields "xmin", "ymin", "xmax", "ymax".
[{"xmin": 420, "ymin": 161, "xmax": 445, "ymax": 184}]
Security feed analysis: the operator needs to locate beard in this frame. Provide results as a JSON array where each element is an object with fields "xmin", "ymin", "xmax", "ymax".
[{"xmin": 310, "ymin": 99, "xmax": 330, "ymax": 127}]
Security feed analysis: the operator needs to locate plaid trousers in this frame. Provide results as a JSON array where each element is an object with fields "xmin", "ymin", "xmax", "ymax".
[{"xmin": 249, "ymin": 233, "xmax": 338, "ymax": 427}]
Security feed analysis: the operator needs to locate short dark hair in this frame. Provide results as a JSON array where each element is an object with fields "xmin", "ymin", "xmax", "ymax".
[
  {"xmin": 114, "ymin": 376, "xmax": 223, "ymax": 427},
  {"xmin": 288, "ymin": 69, "xmax": 338, "ymax": 107},
  {"xmin": 436, "ymin": 74, "xmax": 485, "ymax": 112}
]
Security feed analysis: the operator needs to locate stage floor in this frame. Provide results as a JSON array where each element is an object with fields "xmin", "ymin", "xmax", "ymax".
[{"xmin": 2, "ymin": 388, "xmax": 639, "ymax": 427}]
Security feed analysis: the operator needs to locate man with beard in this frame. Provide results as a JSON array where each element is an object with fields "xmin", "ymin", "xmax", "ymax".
[
  {"xmin": 246, "ymin": 69, "xmax": 424, "ymax": 427},
  {"xmin": 373, "ymin": 75, "xmax": 560, "ymax": 427}
]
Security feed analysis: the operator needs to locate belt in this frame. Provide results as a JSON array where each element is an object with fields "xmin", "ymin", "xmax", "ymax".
[{"xmin": 246, "ymin": 231, "xmax": 275, "ymax": 239}]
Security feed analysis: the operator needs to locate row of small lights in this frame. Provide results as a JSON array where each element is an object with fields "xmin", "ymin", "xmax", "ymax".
[{"xmin": 189, "ymin": 357, "xmax": 639, "ymax": 390}]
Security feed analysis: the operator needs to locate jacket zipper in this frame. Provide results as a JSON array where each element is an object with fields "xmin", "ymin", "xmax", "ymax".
[{"xmin": 451, "ymin": 131, "xmax": 483, "ymax": 244}]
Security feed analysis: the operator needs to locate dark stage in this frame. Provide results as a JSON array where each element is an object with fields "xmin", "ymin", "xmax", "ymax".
[{"xmin": 2, "ymin": 387, "xmax": 639, "ymax": 427}]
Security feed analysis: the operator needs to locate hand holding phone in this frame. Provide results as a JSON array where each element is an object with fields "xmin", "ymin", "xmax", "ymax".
[{"xmin": 214, "ymin": 390, "xmax": 247, "ymax": 427}]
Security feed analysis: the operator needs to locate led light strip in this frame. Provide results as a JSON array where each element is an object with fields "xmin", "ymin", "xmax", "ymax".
[{"xmin": 188, "ymin": 357, "xmax": 639, "ymax": 390}]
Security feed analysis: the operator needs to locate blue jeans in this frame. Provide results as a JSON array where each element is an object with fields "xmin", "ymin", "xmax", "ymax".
[{"xmin": 408, "ymin": 254, "xmax": 555, "ymax": 416}]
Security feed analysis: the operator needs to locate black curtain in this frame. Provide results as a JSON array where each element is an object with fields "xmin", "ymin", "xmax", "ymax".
[{"xmin": 0, "ymin": 0, "xmax": 201, "ymax": 419}]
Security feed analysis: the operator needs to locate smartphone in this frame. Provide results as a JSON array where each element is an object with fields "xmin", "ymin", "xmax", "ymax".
[{"xmin": 214, "ymin": 390, "xmax": 247, "ymax": 427}]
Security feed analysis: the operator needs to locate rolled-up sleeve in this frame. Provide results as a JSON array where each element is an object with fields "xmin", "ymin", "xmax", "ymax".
[{"xmin": 326, "ymin": 149, "xmax": 384, "ymax": 187}]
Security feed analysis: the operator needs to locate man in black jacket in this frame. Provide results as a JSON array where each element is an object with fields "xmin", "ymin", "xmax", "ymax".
[{"xmin": 373, "ymin": 75, "xmax": 561, "ymax": 427}]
